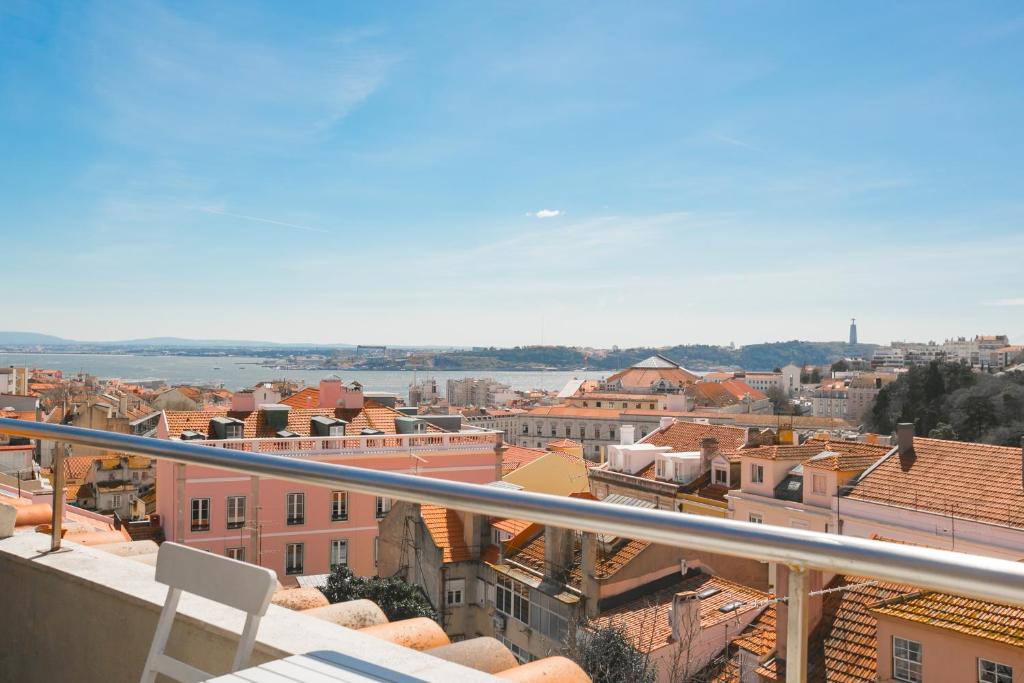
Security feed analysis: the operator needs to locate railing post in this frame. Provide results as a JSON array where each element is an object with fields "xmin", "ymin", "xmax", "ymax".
[
  {"xmin": 49, "ymin": 442, "xmax": 65, "ymax": 551},
  {"xmin": 786, "ymin": 565, "xmax": 809, "ymax": 683}
]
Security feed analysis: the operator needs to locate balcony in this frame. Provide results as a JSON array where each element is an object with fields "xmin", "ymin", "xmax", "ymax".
[
  {"xmin": 4, "ymin": 417, "xmax": 1024, "ymax": 683},
  {"xmin": 200, "ymin": 431, "xmax": 501, "ymax": 458}
]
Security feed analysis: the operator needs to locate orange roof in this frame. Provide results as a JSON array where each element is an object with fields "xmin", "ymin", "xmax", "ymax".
[
  {"xmin": 492, "ymin": 518, "xmax": 531, "ymax": 537},
  {"xmin": 755, "ymin": 576, "xmax": 915, "ymax": 682},
  {"xmin": 799, "ymin": 438, "xmax": 892, "ymax": 471},
  {"xmin": 163, "ymin": 400, "xmax": 438, "ymax": 440},
  {"xmin": 868, "ymin": 591, "xmax": 1024, "ymax": 648},
  {"xmin": 281, "ymin": 386, "xmax": 320, "ymax": 408},
  {"xmin": 731, "ymin": 603, "xmax": 776, "ymax": 656},
  {"xmin": 547, "ymin": 438, "xmax": 582, "ymax": 448},
  {"xmin": 631, "ymin": 421, "xmax": 750, "ymax": 480},
  {"xmin": 718, "ymin": 379, "xmax": 768, "ymax": 401},
  {"xmin": 846, "ymin": 437, "xmax": 1024, "ymax": 528},
  {"xmin": 506, "ymin": 531, "xmax": 649, "ymax": 588},
  {"xmin": 590, "ymin": 573, "xmax": 771, "ymax": 653},
  {"xmin": 64, "ymin": 456, "xmax": 105, "ymax": 481},
  {"xmin": 502, "ymin": 445, "xmax": 547, "ymax": 474},
  {"xmin": 421, "ymin": 505, "xmax": 471, "ymax": 563}
]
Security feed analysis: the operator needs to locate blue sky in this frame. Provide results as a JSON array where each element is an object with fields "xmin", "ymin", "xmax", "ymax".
[{"xmin": 2, "ymin": 1, "xmax": 1023, "ymax": 347}]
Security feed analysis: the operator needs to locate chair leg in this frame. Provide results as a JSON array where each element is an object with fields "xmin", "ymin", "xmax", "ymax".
[
  {"xmin": 232, "ymin": 615, "xmax": 262, "ymax": 672},
  {"xmin": 140, "ymin": 587, "xmax": 182, "ymax": 683}
]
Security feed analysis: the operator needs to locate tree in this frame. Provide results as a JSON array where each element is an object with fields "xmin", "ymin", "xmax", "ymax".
[
  {"xmin": 801, "ymin": 368, "xmax": 821, "ymax": 384},
  {"xmin": 831, "ymin": 359, "xmax": 850, "ymax": 372},
  {"xmin": 320, "ymin": 565, "xmax": 438, "ymax": 621},
  {"xmin": 927, "ymin": 422, "xmax": 957, "ymax": 440},
  {"xmin": 571, "ymin": 625, "xmax": 655, "ymax": 683}
]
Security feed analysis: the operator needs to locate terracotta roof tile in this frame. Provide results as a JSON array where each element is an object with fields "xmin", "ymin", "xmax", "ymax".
[
  {"xmin": 501, "ymin": 445, "xmax": 546, "ymax": 474},
  {"xmin": 280, "ymin": 387, "xmax": 320, "ymax": 408},
  {"xmin": 869, "ymin": 591, "xmax": 1024, "ymax": 648},
  {"xmin": 590, "ymin": 574, "xmax": 771, "ymax": 653},
  {"xmin": 632, "ymin": 421, "xmax": 749, "ymax": 480},
  {"xmin": 506, "ymin": 531, "xmax": 650, "ymax": 588},
  {"xmin": 846, "ymin": 436, "xmax": 1024, "ymax": 528},
  {"xmin": 420, "ymin": 505, "xmax": 471, "ymax": 563}
]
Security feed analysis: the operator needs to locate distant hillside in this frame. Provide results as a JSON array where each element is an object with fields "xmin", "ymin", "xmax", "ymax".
[
  {"xmin": 0, "ymin": 331, "xmax": 70, "ymax": 345},
  {"xmin": 431, "ymin": 341, "xmax": 878, "ymax": 371}
]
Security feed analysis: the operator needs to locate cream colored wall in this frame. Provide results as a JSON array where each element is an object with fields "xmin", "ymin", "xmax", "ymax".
[{"xmin": 503, "ymin": 452, "xmax": 589, "ymax": 496}]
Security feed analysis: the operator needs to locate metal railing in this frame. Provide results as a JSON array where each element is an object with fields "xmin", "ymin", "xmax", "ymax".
[{"xmin": 5, "ymin": 417, "xmax": 1024, "ymax": 683}]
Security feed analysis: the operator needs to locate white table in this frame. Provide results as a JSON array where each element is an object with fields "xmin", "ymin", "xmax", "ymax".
[{"xmin": 203, "ymin": 650, "xmax": 430, "ymax": 682}]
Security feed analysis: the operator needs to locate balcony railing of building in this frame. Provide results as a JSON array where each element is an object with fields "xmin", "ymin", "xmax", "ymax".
[
  {"xmin": 4, "ymin": 416, "xmax": 1024, "ymax": 683},
  {"xmin": 197, "ymin": 430, "xmax": 500, "ymax": 457}
]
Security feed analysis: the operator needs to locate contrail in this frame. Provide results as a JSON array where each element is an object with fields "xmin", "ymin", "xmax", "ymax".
[{"xmin": 198, "ymin": 207, "xmax": 331, "ymax": 234}]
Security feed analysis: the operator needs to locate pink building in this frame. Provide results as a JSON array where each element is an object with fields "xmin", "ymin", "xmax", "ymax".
[{"xmin": 156, "ymin": 378, "xmax": 502, "ymax": 584}]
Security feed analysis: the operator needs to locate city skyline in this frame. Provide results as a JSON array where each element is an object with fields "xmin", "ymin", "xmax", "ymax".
[{"xmin": 3, "ymin": 2, "xmax": 1024, "ymax": 346}]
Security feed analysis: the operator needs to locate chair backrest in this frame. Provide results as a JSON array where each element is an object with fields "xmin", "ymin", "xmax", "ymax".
[{"xmin": 140, "ymin": 543, "xmax": 278, "ymax": 683}]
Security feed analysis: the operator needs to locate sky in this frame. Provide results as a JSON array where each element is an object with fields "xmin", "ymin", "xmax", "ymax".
[{"xmin": 2, "ymin": 1, "xmax": 1023, "ymax": 348}]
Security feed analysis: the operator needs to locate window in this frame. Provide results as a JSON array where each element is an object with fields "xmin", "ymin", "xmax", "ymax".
[
  {"xmin": 750, "ymin": 463, "xmax": 764, "ymax": 484},
  {"xmin": 530, "ymin": 600, "xmax": 568, "ymax": 643},
  {"xmin": 713, "ymin": 467, "xmax": 728, "ymax": 485},
  {"xmin": 285, "ymin": 543, "xmax": 304, "ymax": 575},
  {"xmin": 492, "ymin": 528, "xmax": 512, "ymax": 544},
  {"xmin": 330, "ymin": 539, "xmax": 348, "ymax": 570},
  {"xmin": 446, "ymin": 578, "xmax": 465, "ymax": 606},
  {"xmin": 656, "ymin": 460, "xmax": 665, "ymax": 479},
  {"xmin": 564, "ymin": 425, "xmax": 571, "ymax": 436},
  {"xmin": 496, "ymin": 634, "xmax": 535, "ymax": 664},
  {"xmin": 892, "ymin": 637, "xmax": 922, "ymax": 682},
  {"xmin": 748, "ymin": 513, "xmax": 763, "ymax": 524},
  {"xmin": 226, "ymin": 495, "xmax": 246, "ymax": 529},
  {"xmin": 812, "ymin": 474, "xmax": 826, "ymax": 495},
  {"xmin": 331, "ymin": 491, "xmax": 348, "ymax": 521},
  {"xmin": 375, "ymin": 496, "xmax": 392, "ymax": 519},
  {"xmin": 979, "ymin": 659, "xmax": 1012, "ymax": 683},
  {"xmin": 224, "ymin": 423, "xmax": 243, "ymax": 439},
  {"xmin": 286, "ymin": 492, "xmax": 304, "ymax": 525},
  {"xmin": 522, "ymin": 424, "xmax": 529, "ymax": 435},
  {"xmin": 132, "ymin": 471, "xmax": 140, "ymax": 481},
  {"xmin": 496, "ymin": 574, "xmax": 530, "ymax": 624},
  {"xmin": 226, "ymin": 547, "xmax": 244, "ymax": 562},
  {"xmin": 190, "ymin": 498, "xmax": 210, "ymax": 531},
  {"xmin": 110, "ymin": 494, "xmax": 122, "ymax": 509},
  {"xmin": 609, "ymin": 428, "xmax": 616, "ymax": 439},
  {"xmin": 476, "ymin": 578, "xmax": 487, "ymax": 607}
]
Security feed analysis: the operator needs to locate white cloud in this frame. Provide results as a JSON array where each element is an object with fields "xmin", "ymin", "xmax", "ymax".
[
  {"xmin": 527, "ymin": 209, "xmax": 563, "ymax": 218},
  {"xmin": 983, "ymin": 298, "xmax": 1024, "ymax": 307}
]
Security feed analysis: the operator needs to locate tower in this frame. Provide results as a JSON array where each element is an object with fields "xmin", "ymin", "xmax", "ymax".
[{"xmin": 849, "ymin": 318, "xmax": 858, "ymax": 345}]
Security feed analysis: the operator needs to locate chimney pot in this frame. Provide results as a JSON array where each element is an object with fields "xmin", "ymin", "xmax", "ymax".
[
  {"xmin": 897, "ymin": 423, "xmax": 915, "ymax": 456},
  {"xmin": 620, "ymin": 425, "xmax": 635, "ymax": 446},
  {"xmin": 659, "ymin": 416, "xmax": 675, "ymax": 430}
]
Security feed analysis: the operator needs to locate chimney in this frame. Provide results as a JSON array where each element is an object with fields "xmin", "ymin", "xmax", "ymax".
[
  {"xmin": 319, "ymin": 377, "xmax": 343, "ymax": 408},
  {"xmin": 669, "ymin": 591, "xmax": 701, "ymax": 642},
  {"xmin": 897, "ymin": 423, "xmax": 915, "ymax": 456},
  {"xmin": 543, "ymin": 526, "xmax": 575, "ymax": 585},
  {"xmin": 699, "ymin": 438, "xmax": 718, "ymax": 471},
  {"xmin": 581, "ymin": 531, "xmax": 600, "ymax": 617},
  {"xmin": 659, "ymin": 416, "xmax": 675, "ymax": 430},
  {"xmin": 620, "ymin": 425, "xmax": 635, "ymax": 446},
  {"xmin": 231, "ymin": 390, "xmax": 255, "ymax": 412}
]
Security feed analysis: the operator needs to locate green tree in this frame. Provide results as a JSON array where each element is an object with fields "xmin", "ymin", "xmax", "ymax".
[
  {"xmin": 320, "ymin": 565, "xmax": 438, "ymax": 621},
  {"xmin": 927, "ymin": 422, "xmax": 957, "ymax": 440},
  {"xmin": 572, "ymin": 625, "xmax": 655, "ymax": 683}
]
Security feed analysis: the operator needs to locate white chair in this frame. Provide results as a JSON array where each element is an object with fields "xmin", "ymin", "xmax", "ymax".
[{"xmin": 140, "ymin": 542, "xmax": 278, "ymax": 683}]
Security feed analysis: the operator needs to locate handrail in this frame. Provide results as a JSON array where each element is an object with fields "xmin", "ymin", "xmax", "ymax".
[{"xmin": 5, "ymin": 417, "xmax": 1024, "ymax": 683}]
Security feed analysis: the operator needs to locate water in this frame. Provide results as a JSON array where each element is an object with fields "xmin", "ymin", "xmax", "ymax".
[{"xmin": 0, "ymin": 353, "xmax": 607, "ymax": 395}]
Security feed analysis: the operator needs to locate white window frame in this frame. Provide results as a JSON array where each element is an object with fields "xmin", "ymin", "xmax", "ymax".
[
  {"xmin": 375, "ymin": 496, "xmax": 392, "ymax": 519},
  {"xmin": 226, "ymin": 546, "xmax": 245, "ymax": 562},
  {"xmin": 285, "ymin": 542, "xmax": 304, "ymax": 575},
  {"xmin": 893, "ymin": 636, "xmax": 922, "ymax": 682},
  {"xmin": 748, "ymin": 513, "xmax": 763, "ymax": 524},
  {"xmin": 331, "ymin": 490, "xmax": 348, "ymax": 521},
  {"xmin": 226, "ymin": 495, "xmax": 246, "ymax": 529},
  {"xmin": 330, "ymin": 539, "xmax": 348, "ymax": 571},
  {"xmin": 190, "ymin": 497, "xmax": 210, "ymax": 532},
  {"xmin": 110, "ymin": 494, "xmax": 122, "ymax": 509},
  {"xmin": 655, "ymin": 460, "xmax": 665, "ymax": 479},
  {"xmin": 713, "ymin": 466, "xmax": 729, "ymax": 486},
  {"xmin": 978, "ymin": 659, "xmax": 1012, "ymax": 683},
  {"xmin": 750, "ymin": 463, "xmax": 764, "ymax": 484},
  {"xmin": 286, "ymin": 492, "xmax": 305, "ymax": 525},
  {"xmin": 445, "ymin": 578, "xmax": 465, "ymax": 606}
]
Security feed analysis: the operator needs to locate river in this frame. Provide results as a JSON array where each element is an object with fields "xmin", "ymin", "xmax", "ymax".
[{"xmin": 0, "ymin": 353, "xmax": 608, "ymax": 396}]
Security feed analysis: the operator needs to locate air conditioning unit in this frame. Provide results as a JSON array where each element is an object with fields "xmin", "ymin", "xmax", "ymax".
[{"xmin": 493, "ymin": 614, "xmax": 507, "ymax": 632}]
